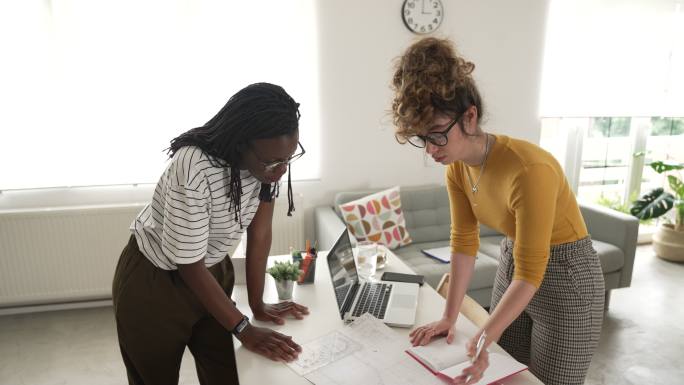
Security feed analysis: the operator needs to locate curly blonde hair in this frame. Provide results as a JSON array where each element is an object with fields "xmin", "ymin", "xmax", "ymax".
[{"xmin": 391, "ymin": 37, "xmax": 483, "ymax": 141}]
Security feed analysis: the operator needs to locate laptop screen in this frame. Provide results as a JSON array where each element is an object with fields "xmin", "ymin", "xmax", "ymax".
[{"xmin": 326, "ymin": 229, "xmax": 358, "ymax": 311}]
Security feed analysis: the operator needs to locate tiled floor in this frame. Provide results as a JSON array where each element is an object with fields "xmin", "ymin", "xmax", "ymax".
[{"xmin": 0, "ymin": 245, "xmax": 682, "ymax": 385}]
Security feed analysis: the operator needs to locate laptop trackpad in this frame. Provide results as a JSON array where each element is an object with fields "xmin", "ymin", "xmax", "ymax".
[{"xmin": 392, "ymin": 294, "xmax": 416, "ymax": 309}]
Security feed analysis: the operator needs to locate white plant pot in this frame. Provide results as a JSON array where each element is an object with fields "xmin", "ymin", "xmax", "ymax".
[
  {"xmin": 653, "ymin": 223, "xmax": 684, "ymax": 262},
  {"xmin": 275, "ymin": 280, "xmax": 295, "ymax": 300}
]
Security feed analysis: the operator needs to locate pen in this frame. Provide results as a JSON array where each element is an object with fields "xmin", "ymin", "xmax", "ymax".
[{"xmin": 465, "ymin": 331, "xmax": 487, "ymax": 383}]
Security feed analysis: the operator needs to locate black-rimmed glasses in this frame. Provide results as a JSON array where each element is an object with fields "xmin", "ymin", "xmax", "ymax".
[
  {"xmin": 406, "ymin": 116, "xmax": 460, "ymax": 148},
  {"xmin": 251, "ymin": 141, "xmax": 306, "ymax": 173}
]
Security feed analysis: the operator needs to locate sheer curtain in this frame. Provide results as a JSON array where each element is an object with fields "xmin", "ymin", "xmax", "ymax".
[
  {"xmin": 540, "ymin": 0, "xmax": 684, "ymax": 118},
  {"xmin": 0, "ymin": 0, "xmax": 319, "ymax": 191}
]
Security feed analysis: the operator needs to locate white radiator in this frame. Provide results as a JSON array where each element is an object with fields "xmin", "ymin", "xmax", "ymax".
[
  {"xmin": 0, "ymin": 204, "xmax": 144, "ymax": 308},
  {"xmin": 268, "ymin": 193, "xmax": 305, "ymax": 255},
  {"xmin": 0, "ymin": 194, "xmax": 304, "ymax": 308}
]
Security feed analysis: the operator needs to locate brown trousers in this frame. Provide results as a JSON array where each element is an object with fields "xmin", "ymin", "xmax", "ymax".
[{"xmin": 112, "ymin": 235, "xmax": 239, "ymax": 385}]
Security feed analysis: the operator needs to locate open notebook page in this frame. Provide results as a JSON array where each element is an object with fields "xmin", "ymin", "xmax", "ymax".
[
  {"xmin": 406, "ymin": 336, "xmax": 470, "ymax": 372},
  {"xmin": 439, "ymin": 353, "xmax": 528, "ymax": 384}
]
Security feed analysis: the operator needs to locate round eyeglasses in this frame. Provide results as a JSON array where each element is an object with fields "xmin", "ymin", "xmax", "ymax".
[
  {"xmin": 250, "ymin": 141, "xmax": 306, "ymax": 173},
  {"xmin": 405, "ymin": 116, "xmax": 460, "ymax": 148}
]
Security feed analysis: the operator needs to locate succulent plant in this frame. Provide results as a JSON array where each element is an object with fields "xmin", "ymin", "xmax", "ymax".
[{"xmin": 266, "ymin": 261, "xmax": 301, "ymax": 281}]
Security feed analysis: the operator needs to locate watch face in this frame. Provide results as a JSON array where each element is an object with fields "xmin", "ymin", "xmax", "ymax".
[
  {"xmin": 402, "ymin": 0, "xmax": 444, "ymax": 34},
  {"xmin": 233, "ymin": 316, "xmax": 250, "ymax": 335}
]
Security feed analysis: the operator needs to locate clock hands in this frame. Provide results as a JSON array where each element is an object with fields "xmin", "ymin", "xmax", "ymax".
[{"xmin": 421, "ymin": 0, "xmax": 430, "ymax": 15}]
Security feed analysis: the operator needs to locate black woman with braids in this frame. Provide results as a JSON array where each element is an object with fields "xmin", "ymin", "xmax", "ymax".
[{"xmin": 112, "ymin": 83, "xmax": 309, "ymax": 385}]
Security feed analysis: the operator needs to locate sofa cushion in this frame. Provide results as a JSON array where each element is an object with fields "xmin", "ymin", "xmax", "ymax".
[
  {"xmin": 398, "ymin": 186, "xmax": 452, "ymax": 243},
  {"xmin": 338, "ymin": 187, "xmax": 412, "ymax": 249},
  {"xmin": 393, "ymin": 240, "xmax": 500, "ymax": 291},
  {"xmin": 335, "ymin": 191, "xmax": 379, "ymax": 216},
  {"xmin": 333, "ymin": 186, "xmax": 451, "ymax": 244},
  {"xmin": 592, "ymin": 239, "xmax": 624, "ymax": 273}
]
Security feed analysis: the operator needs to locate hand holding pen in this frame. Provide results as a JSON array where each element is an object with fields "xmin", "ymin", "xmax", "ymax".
[{"xmin": 453, "ymin": 331, "xmax": 489, "ymax": 385}]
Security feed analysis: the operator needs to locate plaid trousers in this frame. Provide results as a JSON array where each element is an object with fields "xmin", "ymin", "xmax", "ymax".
[{"xmin": 490, "ymin": 237, "xmax": 605, "ymax": 385}]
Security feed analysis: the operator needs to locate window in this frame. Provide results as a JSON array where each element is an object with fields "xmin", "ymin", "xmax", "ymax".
[
  {"xmin": 640, "ymin": 118, "xmax": 684, "ymax": 198},
  {"xmin": 0, "ymin": 0, "xmax": 320, "ymax": 191},
  {"xmin": 540, "ymin": 117, "xmax": 684, "ymax": 210},
  {"xmin": 578, "ymin": 117, "xmax": 632, "ymax": 205},
  {"xmin": 539, "ymin": 0, "xmax": 684, "ymax": 220}
]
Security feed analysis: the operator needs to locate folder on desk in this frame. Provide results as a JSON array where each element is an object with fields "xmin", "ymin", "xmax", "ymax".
[
  {"xmin": 421, "ymin": 246, "xmax": 451, "ymax": 263},
  {"xmin": 406, "ymin": 338, "xmax": 528, "ymax": 384}
]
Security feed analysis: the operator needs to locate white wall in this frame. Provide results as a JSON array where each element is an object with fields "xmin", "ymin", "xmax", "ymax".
[
  {"xmin": 297, "ymin": 0, "xmax": 549, "ymax": 238},
  {"xmin": 0, "ymin": 0, "xmax": 549, "ymax": 243}
]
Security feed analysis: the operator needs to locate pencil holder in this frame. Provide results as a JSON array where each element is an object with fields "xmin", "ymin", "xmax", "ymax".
[{"xmin": 293, "ymin": 249, "xmax": 317, "ymax": 284}]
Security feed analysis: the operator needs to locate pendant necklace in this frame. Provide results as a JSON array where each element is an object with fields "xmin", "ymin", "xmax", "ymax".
[{"xmin": 466, "ymin": 134, "xmax": 491, "ymax": 205}]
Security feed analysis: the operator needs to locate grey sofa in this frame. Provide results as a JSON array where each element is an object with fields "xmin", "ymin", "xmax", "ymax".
[{"xmin": 314, "ymin": 185, "xmax": 639, "ymax": 309}]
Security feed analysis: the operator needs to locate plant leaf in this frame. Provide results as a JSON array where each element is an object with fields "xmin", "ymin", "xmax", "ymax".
[
  {"xmin": 629, "ymin": 187, "xmax": 675, "ymax": 219},
  {"xmin": 668, "ymin": 175, "xmax": 684, "ymax": 200},
  {"xmin": 650, "ymin": 161, "xmax": 684, "ymax": 174},
  {"xmin": 266, "ymin": 260, "xmax": 301, "ymax": 281}
]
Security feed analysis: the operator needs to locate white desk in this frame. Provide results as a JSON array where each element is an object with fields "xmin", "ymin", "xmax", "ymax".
[{"xmin": 232, "ymin": 250, "xmax": 543, "ymax": 385}]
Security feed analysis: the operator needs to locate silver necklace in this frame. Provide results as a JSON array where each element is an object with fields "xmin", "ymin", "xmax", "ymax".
[{"xmin": 466, "ymin": 134, "xmax": 491, "ymax": 194}]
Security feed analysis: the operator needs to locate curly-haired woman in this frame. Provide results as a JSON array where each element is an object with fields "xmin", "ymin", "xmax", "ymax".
[{"xmin": 392, "ymin": 38, "xmax": 604, "ymax": 385}]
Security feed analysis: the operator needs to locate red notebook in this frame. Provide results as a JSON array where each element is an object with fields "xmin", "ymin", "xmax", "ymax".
[{"xmin": 405, "ymin": 338, "xmax": 528, "ymax": 384}]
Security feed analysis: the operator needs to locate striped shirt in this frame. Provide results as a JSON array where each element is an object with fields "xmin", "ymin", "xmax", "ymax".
[{"xmin": 131, "ymin": 146, "xmax": 262, "ymax": 270}]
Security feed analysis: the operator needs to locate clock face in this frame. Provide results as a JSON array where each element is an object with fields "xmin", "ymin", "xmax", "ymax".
[{"xmin": 402, "ymin": 0, "xmax": 444, "ymax": 35}]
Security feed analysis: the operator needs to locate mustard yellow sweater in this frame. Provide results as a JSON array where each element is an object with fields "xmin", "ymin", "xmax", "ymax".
[{"xmin": 446, "ymin": 135, "xmax": 588, "ymax": 288}]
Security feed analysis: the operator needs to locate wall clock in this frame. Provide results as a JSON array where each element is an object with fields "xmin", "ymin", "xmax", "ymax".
[{"xmin": 402, "ymin": 0, "xmax": 444, "ymax": 34}]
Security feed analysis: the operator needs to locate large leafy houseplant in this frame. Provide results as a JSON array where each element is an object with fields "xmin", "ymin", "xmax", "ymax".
[
  {"xmin": 630, "ymin": 160, "xmax": 684, "ymax": 262},
  {"xmin": 630, "ymin": 161, "xmax": 684, "ymax": 231}
]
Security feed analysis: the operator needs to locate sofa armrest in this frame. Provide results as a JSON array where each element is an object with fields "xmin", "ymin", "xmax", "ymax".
[
  {"xmin": 580, "ymin": 203, "xmax": 639, "ymax": 288},
  {"xmin": 314, "ymin": 206, "xmax": 346, "ymax": 251}
]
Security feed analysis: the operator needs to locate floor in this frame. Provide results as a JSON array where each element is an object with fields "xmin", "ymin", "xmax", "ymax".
[
  {"xmin": 584, "ymin": 246, "xmax": 684, "ymax": 385},
  {"xmin": 0, "ymin": 245, "xmax": 682, "ymax": 385}
]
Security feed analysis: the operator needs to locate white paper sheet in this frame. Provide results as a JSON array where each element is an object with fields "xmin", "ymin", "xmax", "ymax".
[
  {"xmin": 289, "ymin": 314, "xmax": 441, "ymax": 385},
  {"xmin": 287, "ymin": 330, "xmax": 362, "ymax": 376}
]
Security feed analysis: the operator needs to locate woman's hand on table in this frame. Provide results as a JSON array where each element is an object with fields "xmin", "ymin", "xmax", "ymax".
[
  {"xmin": 237, "ymin": 324, "xmax": 302, "ymax": 362},
  {"xmin": 409, "ymin": 317, "xmax": 456, "ymax": 346}
]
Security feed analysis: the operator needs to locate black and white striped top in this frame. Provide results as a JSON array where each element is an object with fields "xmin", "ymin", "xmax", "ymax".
[{"xmin": 131, "ymin": 146, "xmax": 262, "ymax": 270}]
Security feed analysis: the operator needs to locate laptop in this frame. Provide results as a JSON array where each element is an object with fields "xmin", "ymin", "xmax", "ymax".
[{"xmin": 326, "ymin": 229, "xmax": 419, "ymax": 328}]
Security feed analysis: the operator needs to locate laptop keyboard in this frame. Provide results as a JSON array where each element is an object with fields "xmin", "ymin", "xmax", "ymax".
[
  {"xmin": 351, "ymin": 282, "xmax": 392, "ymax": 319},
  {"xmin": 335, "ymin": 282, "xmax": 354, "ymax": 307},
  {"xmin": 339, "ymin": 282, "xmax": 360, "ymax": 316}
]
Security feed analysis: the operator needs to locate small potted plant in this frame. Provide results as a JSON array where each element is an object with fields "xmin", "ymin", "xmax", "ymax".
[
  {"xmin": 630, "ymin": 160, "xmax": 684, "ymax": 262},
  {"xmin": 266, "ymin": 261, "xmax": 302, "ymax": 300}
]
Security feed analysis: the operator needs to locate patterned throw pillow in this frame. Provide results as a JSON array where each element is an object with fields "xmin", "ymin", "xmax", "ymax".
[{"xmin": 338, "ymin": 187, "xmax": 412, "ymax": 249}]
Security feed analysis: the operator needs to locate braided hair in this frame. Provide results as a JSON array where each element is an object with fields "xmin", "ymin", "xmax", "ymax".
[{"xmin": 167, "ymin": 83, "xmax": 300, "ymax": 227}]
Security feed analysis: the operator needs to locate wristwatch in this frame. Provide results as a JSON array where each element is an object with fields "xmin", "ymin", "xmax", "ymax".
[{"xmin": 231, "ymin": 316, "xmax": 250, "ymax": 336}]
